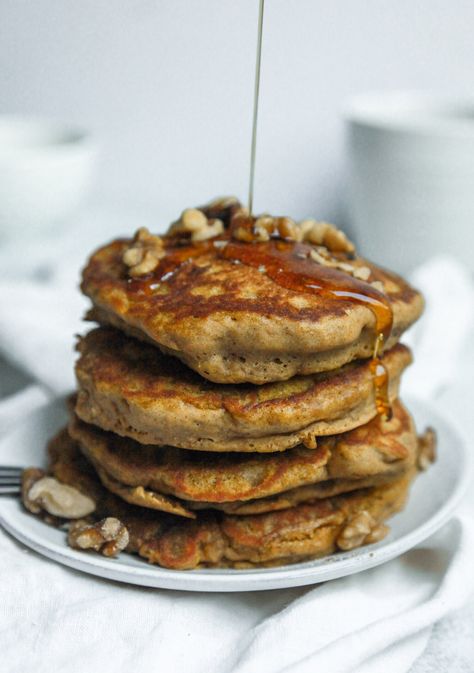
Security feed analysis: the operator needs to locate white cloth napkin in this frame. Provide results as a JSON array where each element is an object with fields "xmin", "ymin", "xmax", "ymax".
[{"xmin": 0, "ymin": 212, "xmax": 473, "ymax": 673}]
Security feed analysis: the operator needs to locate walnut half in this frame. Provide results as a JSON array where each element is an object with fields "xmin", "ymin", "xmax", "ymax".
[
  {"xmin": 22, "ymin": 470, "xmax": 96, "ymax": 519},
  {"xmin": 68, "ymin": 517, "xmax": 129, "ymax": 558}
]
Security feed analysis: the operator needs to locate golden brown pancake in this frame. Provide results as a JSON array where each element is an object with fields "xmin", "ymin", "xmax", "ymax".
[
  {"xmin": 81, "ymin": 209, "xmax": 423, "ymax": 385},
  {"xmin": 47, "ymin": 428, "xmax": 418, "ymax": 569},
  {"xmin": 68, "ymin": 400, "xmax": 417, "ymax": 517},
  {"xmin": 75, "ymin": 328, "xmax": 412, "ymax": 452}
]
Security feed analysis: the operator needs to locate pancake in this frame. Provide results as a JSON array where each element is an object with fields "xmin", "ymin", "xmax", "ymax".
[
  {"xmin": 47, "ymin": 428, "xmax": 418, "ymax": 569},
  {"xmin": 75, "ymin": 327, "xmax": 412, "ymax": 452},
  {"xmin": 68, "ymin": 400, "xmax": 417, "ymax": 517},
  {"xmin": 81, "ymin": 201, "xmax": 423, "ymax": 385}
]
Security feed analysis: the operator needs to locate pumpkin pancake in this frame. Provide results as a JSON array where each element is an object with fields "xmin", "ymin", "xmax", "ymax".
[
  {"xmin": 68, "ymin": 400, "xmax": 417, "ymax": 517},
  {"xmin": 81, "ymin": 201, "xmax": 423, "ymax": 385},
  {"xmin": 75, "ymin": 328, "xmax": 411, "ymax": 452},
  {"xmin": 46, "ymin": 428, "xmax": 420, "ymax": 569}
]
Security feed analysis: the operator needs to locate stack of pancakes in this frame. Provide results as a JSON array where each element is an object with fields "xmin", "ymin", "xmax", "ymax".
[{"xmin": 44, "ymin": 198, "xmax": 433, "ymax": 569}]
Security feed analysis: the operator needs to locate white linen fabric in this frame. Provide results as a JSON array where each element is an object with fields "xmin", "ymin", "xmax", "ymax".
[{"xmin": 0, "ymin": 210, "xmax": 473, "ymax": 673}]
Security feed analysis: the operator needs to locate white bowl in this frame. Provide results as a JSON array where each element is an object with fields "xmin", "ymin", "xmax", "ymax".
[
  {"xmin": 0, "ymin": 116, "xmax": 97, "ymax": 238},
  {"xmin": 345, "ymin": 92, "xmax": 474, "ymax": 272}
]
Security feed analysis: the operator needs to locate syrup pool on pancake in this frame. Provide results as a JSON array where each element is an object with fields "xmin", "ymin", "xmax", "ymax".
[{"xmin": 123, "ymin": 204, "xmax": 394, "ymax": 421}]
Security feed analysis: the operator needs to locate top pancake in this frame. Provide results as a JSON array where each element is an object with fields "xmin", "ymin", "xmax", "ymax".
[{"xmin": 81, "ymin": 203, "xmax": 423, "ymax": 384}]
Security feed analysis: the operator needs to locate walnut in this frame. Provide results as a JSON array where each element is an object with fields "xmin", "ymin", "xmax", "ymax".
[
  {"xmin": 304, "ymin": 220, "xmax": 330, "ymax": 245},
  {"xmin": 310, "ymin": 248, "xmax": 332, "ymax": 266},
  {"xmin": 324, "ymin": 226, "xmax": 355, "ymax": 254},
  {"xmin": 335, "ymin": 261, "xmax": 355, "ymax": 273},
  {"xmin": 336, "ymin": 510, "xmax": 377, "ymax": 551},
  {"xmin": 23, "ymin": 474, "xmax": 96, "ymax": 519},
  {"xmin": 21, "ymin": 467, "xmax": 47, "ymax": 514},
  {"xmin": 276, "ymin": 216, "xmax": 298, "ymax": 240},
  {"xmin": 298, "ymin": 219, "xmax": 317, "ymax": 238},
  {"xmin": 227, "ymin": 211, "xmax": 356, "ymax": 260},
  {"xmin": 68, "ymin": 517, "xmax": 129, "ymax": 557},
  {"xmin": 123, "ymin": 227, "xmax": 165, "ymax": 277},
  {"xmin": 191, "ymin": 218, "xmax": 224, "ymax": 241},
  {"xmin": 417, "ymin": 427, "xmax": 437, "ymax": 470},
  {"xmin": 353, "ymin": 266, "xmax": 371, "ymax": 281},
  {"xmin": 254, "ymin": 215, "xmax": 275, "ymax": 233},
  {"xmin": 253, "ymin": 225, "xmax": 271, "ymax": 242},
  {"xmin": 309, "ymin": 247, "xmax": 353, "ymax": 273},
  {"xmin": 365, "ymin": 523, "xmax": 390, "ymax": 544},
  {"xmin": 371, "ymin": 280, "xmax": 385, "ymax": 293},
  {"xmin": 181, "ymin": 208, "xmax": 208, "ymax": 232},
  {"xmin": 232, "ymin": 225, "xmax": 257, "ymax": 242},
  {"xmin": 300, "ymin": 219, "xmax": 355, "ymax": 254},
  {"xmin": 168, "ymin": 207, "xmax": 224, "ymax": 242}
]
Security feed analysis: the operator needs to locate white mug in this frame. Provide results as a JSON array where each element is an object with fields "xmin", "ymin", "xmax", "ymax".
[
  {"xmin": 0, "ymin": 116, "xmax": 97, "ymax": 240},
  {"xmin": 346, "ymin": 92, "xmax": 474, "ymax": 273}
]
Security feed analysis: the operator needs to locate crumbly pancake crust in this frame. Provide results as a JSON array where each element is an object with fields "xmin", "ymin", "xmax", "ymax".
[
  {"xmin": 68, "ymin": 401, "xmax": 417, "ymax": 517},
  {"xmin": 47, "ymin": 429, "xmax": 417, "ymax": 569},
  {"xmin": 81, "ymin": 236, "xmax": 423, "ymax": 384},
  {"xmin": 75, "ymin": 328, "xmax": 412, "ymax": 452}
]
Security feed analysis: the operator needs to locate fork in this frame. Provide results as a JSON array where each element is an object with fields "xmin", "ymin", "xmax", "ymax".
[{"xmin": 0, "ymin": 466, "xmax": 23, "ymax": 495}]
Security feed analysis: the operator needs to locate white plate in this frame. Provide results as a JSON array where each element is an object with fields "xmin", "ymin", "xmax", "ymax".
[{"xmin": 0, "ymin": 396, "xmax": 470, "ymax": 592}]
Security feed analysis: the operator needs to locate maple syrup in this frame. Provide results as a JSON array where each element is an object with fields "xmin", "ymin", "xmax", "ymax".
[
  {"xmin": 125, "ymin": 214, "xmax": 393, "ymax": 420},
  {"xmin": 369, "ymin": 333, "xmax": 392, "ymax": 421}
]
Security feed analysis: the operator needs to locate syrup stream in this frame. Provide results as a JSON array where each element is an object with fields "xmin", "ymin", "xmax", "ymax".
[{"xmin": 248, "ymin": 0, "xmax": 265, "ymax": 216}]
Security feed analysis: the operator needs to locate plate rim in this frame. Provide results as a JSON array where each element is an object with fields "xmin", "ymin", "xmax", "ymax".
[{"xmin": 0, "ymin": 395, "xmax": 471, "ymax": 592}]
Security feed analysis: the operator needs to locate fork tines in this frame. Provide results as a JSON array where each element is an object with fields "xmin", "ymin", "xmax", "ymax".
[{"xmin": 0, "ymin": 466, "xmax": 23, "ymax": 494}]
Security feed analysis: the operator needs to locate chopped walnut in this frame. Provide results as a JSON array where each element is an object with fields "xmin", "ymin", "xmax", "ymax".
[
  {"xmin": 253, "ymin": 225, "xmax": 271, "ymax": 242},
  {"xmin": 310, "ymin": 248, "xmax": 331, "ymax": 266},
  {"xmin": 191, "ymin": 218, "xmax": 224, "ymax": 241},
  {"xmin": 254, "ymin": 215, "xmax": 275, "ymax": 233},
  {"xmin": 168, "ymin": 207, "xmax": 224, "ymax": 242},
  {"xmin": 336, "ymin": 510, "xmax": 377, "ymax": 551},
  {"xmin": 68, "ymin": 517, "xmax": 129, "ymax": 557},
  {"xmin": 309, "ymin": 247, "xmax": 356, "ymax": 275},
  {"xmin": 323, "ymin": 226, "xmax": 355, "ymax": 254},
  {"xmin": 303, "ymin": 220, "xmax": 330, "ymax": 245},
  {"xmin": 353, "ymin": 266, "xmax": 371, "ymax": 281},
  {"xmin": 417, "ymin": 427, "xmax": 437, "ymax": 470},
  {"xmin": 231, "ymin": 214, "xmax": 300, "ymax": 244},
  {"xmin": 276, "ymin": 216, "xmax": 298, "ymax": 240},
  {"xmin": 123, "ymin": 227, "xmax": 165, "ymax": 277},
  {"xmin": 371, "ymin": 280, "xmax": 385, "ymax": 293},
  {"xmin": 232, "ymin": 225, "xmax": 256, "ymax": 243},
  {"xmin": 181, "ymin": 208, "xmax": 208, "ymax": 232},
  {"xmin": 365, "ymin": 523, "xmax": 390, "ymax": 544},
  {"xmin": 300, "ymin": 220, "xmax": 355, "ymax": 254},
  {"xmin": 229, "ymin": 212, "xmax": 356, "ymax": 257},
  {"xmin": 298, "ymin": 219, "xmax": 316, "ymax": 238},
  {"xmin": 337, "ymin": 261, "xmax": 356, "ymax": 273},
  {"xmin": 23, "ymin": 473, "xmax": 96, "ymax": 519}
]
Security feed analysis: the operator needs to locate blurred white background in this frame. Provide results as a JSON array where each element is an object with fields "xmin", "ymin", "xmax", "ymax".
[
  {"xmin": 1, "ymin": 6, "xmax": 474, "ymax": 672},
  {"xmin": 2, "ymin": 0, "xmax": 474, "ymax": 231}
]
